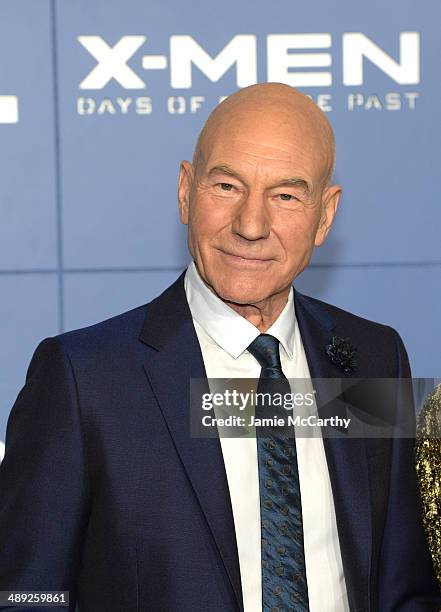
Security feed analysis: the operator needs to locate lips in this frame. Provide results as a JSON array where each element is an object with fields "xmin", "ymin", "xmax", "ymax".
[{"xmin": 218, "ymin": 248, "xmax": 273, "ymax": 263}]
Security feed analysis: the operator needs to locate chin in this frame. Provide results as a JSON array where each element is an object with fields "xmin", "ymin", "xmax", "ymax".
[{"xmin": 209, "ymin": 275, "xmax": 275, "ymax": 306}]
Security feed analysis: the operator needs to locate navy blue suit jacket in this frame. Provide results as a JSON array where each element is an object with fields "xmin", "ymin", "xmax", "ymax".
[{"xmin": 0, "ymin": 272, "xmax": 439, "ymax": 611}]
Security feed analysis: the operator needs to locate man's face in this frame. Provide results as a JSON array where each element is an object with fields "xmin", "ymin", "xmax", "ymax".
[{"xmin": 178, "ymin": 113, "xmax": 341, "ymax": 306}]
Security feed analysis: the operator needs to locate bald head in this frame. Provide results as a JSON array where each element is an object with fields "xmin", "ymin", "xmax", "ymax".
[{"xmin": 193, "ymin": 83, "xmax": 336, "ymax": 187}]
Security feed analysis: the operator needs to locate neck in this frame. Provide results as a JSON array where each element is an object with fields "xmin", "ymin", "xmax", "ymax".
[{"xmin": 223, "ymin": 288, "xmax": 290, "ymax": 332}]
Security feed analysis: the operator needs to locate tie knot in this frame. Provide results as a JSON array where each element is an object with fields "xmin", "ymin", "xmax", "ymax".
[{"xmin": 247, "ymin": 334, "xmax": 282, "ymax": 372}]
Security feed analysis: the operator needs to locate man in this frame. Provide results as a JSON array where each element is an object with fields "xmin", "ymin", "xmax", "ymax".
[{"xmin": 0, "ymin": 83, "xmax": 439, "ymax": 611}]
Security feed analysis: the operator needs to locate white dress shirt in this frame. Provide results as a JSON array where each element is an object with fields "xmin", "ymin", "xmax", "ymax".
[{"xmin": 184, "ymin": 261, "xmax": 349, "ymax": 612}]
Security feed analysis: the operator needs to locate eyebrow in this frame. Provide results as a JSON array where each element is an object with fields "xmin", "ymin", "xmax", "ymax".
[
  {"xmin": 275, "ymin": 177, "xmax": 311, "ymax": 194},
  {"xmin": 207, "ymin": 164, "xmax": 312, "ymax": 195},
  {"xmin": 207, "ymin": 165, "xmax": 242, "ymax": 180}
]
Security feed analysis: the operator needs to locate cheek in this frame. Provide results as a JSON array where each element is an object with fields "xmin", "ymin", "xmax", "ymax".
[
  {"xmin": 275, "ymin": 213, "xmax": 320, "ymax": 256},
  {"xmin": 189, "ymin": 196, "xmax": 231, "ymax": 241}
]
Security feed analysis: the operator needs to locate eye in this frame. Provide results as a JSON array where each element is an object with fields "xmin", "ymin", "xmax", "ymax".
[
  {"xmin": 278, "ymin": 193, "xmax": 296, "ymax": 201},
  {"xmin": 219, "ymin": 182, "xmax": 234, "ymax": 191}
]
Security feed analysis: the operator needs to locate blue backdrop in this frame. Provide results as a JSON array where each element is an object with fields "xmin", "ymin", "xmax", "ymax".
[{"xmin": 1, "ymin": 0, "xmax": 440, "ymax": 456}]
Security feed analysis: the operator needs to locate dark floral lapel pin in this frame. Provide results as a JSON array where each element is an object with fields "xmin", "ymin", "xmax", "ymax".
[{"xmin": 325, "ymin": 336, "xmax": 357, "ymax": 373}]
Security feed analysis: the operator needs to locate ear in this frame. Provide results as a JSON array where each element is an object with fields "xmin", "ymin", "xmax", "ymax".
[
  {"xmin": 177, "ymin": 160, "xmax": 194, "ymax": 225},
  {"xmin": 314, "ymin": 184, "xmax": 342, "ymax": 247}
]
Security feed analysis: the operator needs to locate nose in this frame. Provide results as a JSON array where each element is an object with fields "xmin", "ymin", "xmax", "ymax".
[{"xmin": 231, "ymin": 190, "xmax": 271, "ymax": 241}]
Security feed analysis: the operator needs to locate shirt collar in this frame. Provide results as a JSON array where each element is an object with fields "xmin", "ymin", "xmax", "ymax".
[{"xmin": 184, "ymin": 260, "xmax": 296, "ymax": 360}]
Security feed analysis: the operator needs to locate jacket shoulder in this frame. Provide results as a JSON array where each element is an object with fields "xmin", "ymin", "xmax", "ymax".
[
  {"xmin": 294, "ymin": 290, "xmax": 409, "ymax": 377},
  {"xmin": 43, "ymin": 304, "xmax": 149, "ymax": 365},
  {"xmin": 296, "ymin": 291, "xmax": 394, "ymax": 336}
]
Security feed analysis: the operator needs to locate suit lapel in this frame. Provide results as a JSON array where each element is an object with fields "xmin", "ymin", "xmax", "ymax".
[
  {"xmin": 139, "ymin": 273, "xmax": 243, "ymax": 611},
  {"xmin": 294, "ymin": 290, "xmax": 372, "ymax": 612}
]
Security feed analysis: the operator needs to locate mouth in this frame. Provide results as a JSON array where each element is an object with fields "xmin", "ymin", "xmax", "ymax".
[{"xmin": 217, "ymin": 248, "xmax": 274, "ymax": 265}]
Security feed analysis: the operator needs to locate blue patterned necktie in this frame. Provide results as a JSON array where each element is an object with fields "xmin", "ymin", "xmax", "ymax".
[{"xmin": 248, "ymin": 333, "xmax": 309, "ymax": 611}]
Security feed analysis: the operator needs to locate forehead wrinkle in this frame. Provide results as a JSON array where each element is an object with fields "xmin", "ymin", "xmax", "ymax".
[
  {"xmin": 228, "ymin": 138, "xmax": 296, "ymax": 160},
  {"xmin": 209, "ymin": 125, "xmax": 327, "ymax": 172},
  {"xmin": 209, "ymin": 141, "xmax": 311, "ymax": 170}
]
